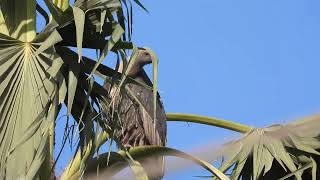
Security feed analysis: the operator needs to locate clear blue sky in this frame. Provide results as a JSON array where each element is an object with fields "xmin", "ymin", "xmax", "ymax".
[{"xmin": 46, "ymin": 0, "xmax": 320, "ymax": 179}]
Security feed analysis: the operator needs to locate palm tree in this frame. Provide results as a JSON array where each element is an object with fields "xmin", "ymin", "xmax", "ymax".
[{"xmin": 0, "ymin": 0, "xmax": 319, "ymax": 179}]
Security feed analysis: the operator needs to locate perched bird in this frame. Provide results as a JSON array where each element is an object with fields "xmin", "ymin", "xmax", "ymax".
[{"xmin": 104, "ymin": 48, "xmax": 167, "ymax": 179}]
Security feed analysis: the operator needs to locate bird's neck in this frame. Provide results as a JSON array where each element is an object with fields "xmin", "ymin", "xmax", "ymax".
[
  {"xmin": 130, "ymin": 70, "xmax": 145, "ymax": 82},
  {"xmin": 128, "ymin": 65, "xmax": 153, "ymax": 86},
  {"xmin": 128, "ymin": 63, "xmax": 143, "ymax": 77}
]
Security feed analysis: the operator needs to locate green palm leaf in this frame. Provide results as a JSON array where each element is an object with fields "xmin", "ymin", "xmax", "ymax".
[
  {"xmin": 216, "ymin": 116, "xmax": 320, "ymax": 180},
  {"xmin": 0, "ymin": 31, "xmax": 62, "ymax": 179},
  {"xmin": 84, "ymin": 146, "xmax": 229, "ymax": 180}
]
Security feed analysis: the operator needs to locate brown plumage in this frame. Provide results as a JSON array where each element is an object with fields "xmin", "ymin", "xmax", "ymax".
[{"xmin": 104, "ymin": 48, "xmax": 167, "ymax": 179}]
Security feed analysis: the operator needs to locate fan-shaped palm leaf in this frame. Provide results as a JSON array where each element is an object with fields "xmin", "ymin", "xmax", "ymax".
[
  {"xmin": 0, "ymin": 30, "xmax": 63, "ymax": 178},
  {"xmin": 215, "ymin": 116, "xmax": 320, "ymax": 180}
]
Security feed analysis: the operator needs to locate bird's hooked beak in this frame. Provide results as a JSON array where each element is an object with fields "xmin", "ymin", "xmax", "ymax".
[
  {"xmin": 121, "ymin": 47, "xmax": 158, "ymax": 77},
  {"xmin": 139, "ymin": 47, "xmax": 157, "ymax": 66}
]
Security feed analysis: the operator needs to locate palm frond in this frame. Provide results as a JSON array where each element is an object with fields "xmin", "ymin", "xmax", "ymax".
[
  {"xmin": 216, "ymin": 116, "xmax": 320, "ymax": 180},
  {"xmin": 84, "ymin": 146, "xmax": 229, "ymax": 180},
  {"xmin": 0, "ymin": 30, "xmax": 62, "ymax": 178}
]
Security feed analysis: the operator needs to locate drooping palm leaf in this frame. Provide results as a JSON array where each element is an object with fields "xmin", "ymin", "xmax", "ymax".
[
  {"xmin": 215, "ymin": 116, "xmax": 320, "ymax": 180},
  {"xmin": 84, "ymin": 146, "xmax": 229, "ymax": 180}
]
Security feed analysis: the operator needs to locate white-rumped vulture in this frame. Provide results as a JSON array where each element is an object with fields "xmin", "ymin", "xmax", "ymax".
[{"xmin": 104, "ymin": 48, "xmax": 167, "ymax": 179}]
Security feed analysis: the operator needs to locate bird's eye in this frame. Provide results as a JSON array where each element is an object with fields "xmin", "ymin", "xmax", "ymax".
[{"xmin": 144, "ymin": 52, "xmax": 149, "ymax": 56}]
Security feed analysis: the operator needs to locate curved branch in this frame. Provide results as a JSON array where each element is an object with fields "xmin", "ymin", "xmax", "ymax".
[
  {"xmin": 84, "ymin": 146, "xmax": 229, "ymax": 180},
  {"xmin": 166, "ymin": 113, "xmax": 252, "ymax": 133}
]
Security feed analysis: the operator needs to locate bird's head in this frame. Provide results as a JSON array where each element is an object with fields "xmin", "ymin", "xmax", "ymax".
[
  {"xmin": 136, "ymin": 48, "xmax": 153, "ymax": 66},
  {"xmin": 127, "ymin": 47, "xmax": 156, "ymax": 76}
]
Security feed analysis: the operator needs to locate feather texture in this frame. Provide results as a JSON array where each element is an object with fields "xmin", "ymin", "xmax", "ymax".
[{"xmin": 104, "ymin": 49, "xmax": 167, "ymax": 179}]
